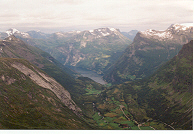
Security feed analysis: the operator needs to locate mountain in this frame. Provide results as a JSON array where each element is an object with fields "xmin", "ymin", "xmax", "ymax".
[
  {"xmin": 6, "ymin": 28, "xmax": 31, "ymax": 38},
  {"xmin": 143, "ymin": 40, "xmax": 193, "ymax": 129},
  {"xmin": 0, "ymin": 29, "xmax": 50, "ymax": 39},
  {"xmin": 0, "ymin": 58, "xmax": 93, "ymax": 129},
  {"xmin": 121, "ymin": 30, "xmax": 139, "ymax": 41},
  {"xmin": 0, "ymin": 34, "xmax": 106, "ymax": 125},
  {"xmin": 0, "ymin": 35, "xmax": 78, "ymax": 92},
  {"xmin": 103, "ymin": 23, "xmax": 193, "ymax": 84},
  {"xmin": 92, "ymin": 40, "xmax": 193, "ymax": 130},
  {"xmin": 0, "ymin": 34, "xmax": 109, "ymax": 129},
  {"xmin": 27, "ymin": 30, "xmax": 51, "ymax": 39},
  {"xmin": 14, "ymin": 27, "xmax": 132, "ymax": 75},
  {"xmin": 0, "ymin": 26, "xmax": 192, "ymax": 130}
]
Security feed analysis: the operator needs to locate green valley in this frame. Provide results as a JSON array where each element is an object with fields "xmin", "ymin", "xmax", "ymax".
[{"xmin": 0, "ymin": 27, "xmax": 192, "ymax": 130}]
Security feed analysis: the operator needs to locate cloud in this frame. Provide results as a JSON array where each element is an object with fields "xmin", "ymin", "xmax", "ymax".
[{"xmin": 0, "ymin": 0, "xmax": 193, "ymax": 32}]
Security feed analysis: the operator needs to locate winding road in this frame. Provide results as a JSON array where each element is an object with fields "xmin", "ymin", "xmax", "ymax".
[{"xmin": 119, "ymin": 105, "xmax": 141, "ymax": 130}]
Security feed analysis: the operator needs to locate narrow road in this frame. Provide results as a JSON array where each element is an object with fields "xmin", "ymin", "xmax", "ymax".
[
  {"xmin": 119, "ymin": 105, "xmax": 141, "ymax": 130},
  {"xmin": 119, "ymin": 105, "xmax": 130, "ymax": 120},
  {"xmin": 150, "ymin": 126, "xmax": 155, "ymax": 130},
  {"xmin": 163, "ymin": 122, "xmax": 175, "ymax": 130},
  {"xmin": 119, "ymin": 105, "xmax": 174, "ymax": 130},
  {"xmin": 152, "ymin": 120, "xmax": 175, "ymax": 130}
]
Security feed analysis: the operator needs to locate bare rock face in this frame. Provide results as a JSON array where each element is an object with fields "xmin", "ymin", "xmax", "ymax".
[{"xmin": 11, "ymin": 62, "xmax": 82, "ymax": 115}]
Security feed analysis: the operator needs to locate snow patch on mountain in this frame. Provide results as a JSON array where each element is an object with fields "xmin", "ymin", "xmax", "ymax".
[
  {"xmin": 88, "ymin": 28, "xmax": 118, "ymax": 36},
  {"xmin": 110, "ymin": 28, "xmax": 117, "ymax": 32},
  {"xmin": 101, "ymin": 32, "xmax": 110, "ymax": 36},
  {"xmin": 56, "ymin": 32, "xmax": 65, "ymax": 36},
  {"xmin": 89, "ymin": 29, "xmax": 94, "ymax": 33},
  {"xmin": 167, "ymin": 23, "xmax": 193, "ymax": 31},
  {"xmin": 6, "ymin": 28, "xmax": 19, "ymax": 36},
  {"xmin": 171, "ymin": 23, "xmax": 193, "ymax": 31},
  {"xmin": 6, "ymin": 28, "xmax": 30, "ymax": 38},
  {"xmin": 140, "ymin": 23, "xmax": 193, "ymax": 41},
  {"xmin": 141, "ymin": 29, "xmax": 173, "ymax": 39}
]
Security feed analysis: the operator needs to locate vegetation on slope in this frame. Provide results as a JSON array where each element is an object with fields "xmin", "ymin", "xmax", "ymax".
[
  {"xmin": 104, "ymin": 25, "xmax": 193, "ymax": 84},
  {"xmin": 0, "ymin": 58, "xmax": 93, "ymax": 129},
  {"xmin": 17, "ymin": 28, "xmax": 132, "ymax": 75},
  {"xmin": 100, "ymin": 40, "xmax": 193, "ymax": 129},
  {"xmin": 0, "ymin": 35, "xmax": 79, "ymax": 95},
  {"xmin": 0, "ymin": 32, "xmax": 192, "ymax": 130}
]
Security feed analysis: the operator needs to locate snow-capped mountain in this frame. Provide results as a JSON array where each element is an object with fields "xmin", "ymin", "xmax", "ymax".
[
  {"xmin": 6, "ymin": 28, "xmax": 19, "ymax": 36},
  {"xmin": 168, "ymin": 23, "xmax": 193, "ymax": 30},
  {"xmin": 5, "ymin": 28, "xmax": 31, "ymax": 38},
  {"xmin": 52, "ymin": 27, "xmax": 126, "ymax": 41},
  {"xmin": 140, "ymin": 23, "xmax": 193, "ymax": 42},
  {"xmin": 103, "ymin": 23, "xmax": 193, "ymax": 84},
  {"xmin": 25, "ymin": 27, "xmax": 131, "ymax": 74},
  {"xmin": 87, "ymin": 27, "xmax": 120, "ymax": 38}
]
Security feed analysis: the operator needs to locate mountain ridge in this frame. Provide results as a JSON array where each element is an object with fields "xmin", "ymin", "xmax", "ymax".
[
  {"xmin": 0, "ymin": 35, "xmax": 79, "ymax": 94},
  {"xmin": 9, "ymin": 27, "xmax": 132, "ymax": 75},
  {"xmin": 103, "ymin": 23, "xmax": 193, "ymax": 84}
]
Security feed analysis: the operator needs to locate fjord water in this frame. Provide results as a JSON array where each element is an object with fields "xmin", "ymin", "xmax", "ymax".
[{"xmin": 72, "ymin": 67, "xmax": 107, "ymax": 85}]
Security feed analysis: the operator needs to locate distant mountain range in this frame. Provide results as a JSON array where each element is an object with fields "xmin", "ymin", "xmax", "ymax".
[
  {"xmin": 0, "ymin": 24, "xmax": 192, "ymax": 84},
  {"xmin": 103, "ymin": 23, "xmax": 193, "ymax": 84},
  {"xmin": 0, "ymin": 23, "xmax": 193, "ymax": 130},
  {"xmin": 121, "ymin": 30, "xmax": 139, "ymax": 41},
  {"xmin": 0, "ymin": 27, "xmax": 132, "ymax": 75},
  {"xmin": 0, "ymin": 28, "xmax": 138, "ymax": 40}
]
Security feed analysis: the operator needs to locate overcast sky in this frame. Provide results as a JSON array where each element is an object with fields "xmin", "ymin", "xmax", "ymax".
[{"xmin": 0, "ymin": 0, "xmax": 193, "ymax": 33}]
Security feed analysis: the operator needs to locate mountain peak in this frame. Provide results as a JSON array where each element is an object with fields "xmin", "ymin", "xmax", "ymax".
[
  {"xmin": 168, "ymin": 23, "xmax": 193, "ymax": 31},
  {"xmin": 139, "ymin": 23, "xmax": 193, "ymax": 41},
  {"xmin": 5, "ymin": 28, "xmax": 30, "ymax": 38},
  {"xmin": 6, "ymin": 28, "xmax": 20, "ymax": 36},
  {"xmin": 87, "ymin": 27, "xmax": 120, "ymax": 37},
  {"xmin": 140, "ymin": 28, "xmax": 173, "ymax": 40}
]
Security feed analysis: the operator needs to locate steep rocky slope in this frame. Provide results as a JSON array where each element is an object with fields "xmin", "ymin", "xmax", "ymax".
[
  {"xmin": 104, "ymin": 24, "xmax": 193, "ymax": 84},
  {"xmin": 0, "ymin": 58, "xmax": 92, "ymax": 129}
]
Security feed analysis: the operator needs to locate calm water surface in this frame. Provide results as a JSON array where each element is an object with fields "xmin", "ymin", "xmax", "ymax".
[{"xmin": 72, "ymin": 67, "xmax": 107, "ymax": 85}]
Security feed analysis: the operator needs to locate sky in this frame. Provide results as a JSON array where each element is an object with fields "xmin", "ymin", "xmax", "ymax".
[{"xmin": 0, "ymin": 0, "xmax": 193, "ymax": 33}]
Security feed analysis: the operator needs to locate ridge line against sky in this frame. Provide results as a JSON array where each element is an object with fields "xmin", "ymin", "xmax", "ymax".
[{"xmin": 0, "ymin": 0, "xmax": 193, "ymax": 33}]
